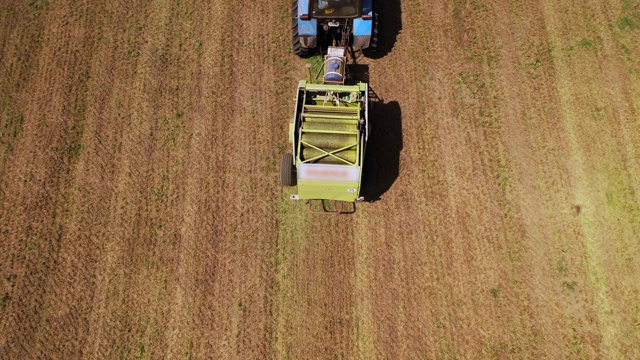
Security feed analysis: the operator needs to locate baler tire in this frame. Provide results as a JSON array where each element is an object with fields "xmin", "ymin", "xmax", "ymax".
[{"xmin": 281, "ymin": 153, "xmax": 296, "ymax": 186}]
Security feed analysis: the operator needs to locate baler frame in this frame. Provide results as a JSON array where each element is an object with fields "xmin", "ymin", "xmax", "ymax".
[{"xmin": 285, "ymin": 81, "xmax": 370, "ymax": 209}]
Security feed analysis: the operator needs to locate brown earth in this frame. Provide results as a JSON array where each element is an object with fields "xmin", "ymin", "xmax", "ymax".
[{"xmin": 1, "ymin": 0, "xmax": 639, "ymax": 358}]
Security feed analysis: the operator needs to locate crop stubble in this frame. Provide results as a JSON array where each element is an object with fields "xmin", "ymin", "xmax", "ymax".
[{"xmin": 1, "ymin": 0, "xmax": 639, "ymax": 359}]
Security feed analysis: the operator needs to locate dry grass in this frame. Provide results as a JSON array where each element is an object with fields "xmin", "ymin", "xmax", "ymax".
[{"xmin": 1, "ymin": 0, "xmax": 639, "ymax": 358}]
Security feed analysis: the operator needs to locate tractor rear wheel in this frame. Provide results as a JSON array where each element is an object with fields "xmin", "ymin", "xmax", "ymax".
[
  {"xmin": 362, "ymin": 1, "xmax": 379, "ymax": 57},
  {"xmin": 281, "ymin": 153, "xmax": 296, "ymax": 186},
  {"xmin": 292, "ymin": 0, "xmax": 310, "ymax": 58}
]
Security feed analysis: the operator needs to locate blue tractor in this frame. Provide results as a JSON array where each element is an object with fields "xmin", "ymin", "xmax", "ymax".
[{"xmin": 292, "ymin": 0, "xmax": 378, "ymax": 57}]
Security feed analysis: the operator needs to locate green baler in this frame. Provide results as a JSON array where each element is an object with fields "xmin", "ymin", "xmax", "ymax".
[{"xmin": 281, "ymin": 78, "xmax": 373, "ymax": 209}]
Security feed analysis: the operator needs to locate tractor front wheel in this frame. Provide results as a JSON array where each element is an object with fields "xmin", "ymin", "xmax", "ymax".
[{"xmin": 281, "ymin": 153, "xmax": 296, "ymax": 186}]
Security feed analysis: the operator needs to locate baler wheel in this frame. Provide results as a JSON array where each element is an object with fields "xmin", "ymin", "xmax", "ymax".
[{"xmin": 281, "ymin": 153, "xmax": 296, "ymax": 186}]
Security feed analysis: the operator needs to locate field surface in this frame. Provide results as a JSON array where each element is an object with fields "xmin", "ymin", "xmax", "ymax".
[{"xmin": 1, "ymin": 0, "xmax": 640, "ymax": 358}]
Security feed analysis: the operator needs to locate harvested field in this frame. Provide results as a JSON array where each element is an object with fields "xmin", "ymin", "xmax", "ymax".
[{"xmin": 1, "ymin": 0, "xmax": 639, "ymax": 358}]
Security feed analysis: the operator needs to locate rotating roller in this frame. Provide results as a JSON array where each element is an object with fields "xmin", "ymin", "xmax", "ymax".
[
  {"xmin": 302, "ymin": 122, "xmax": 356, "ymax": 132},
  {"xmin": 300, "ymin": 132, "xmax": 357, "ymax": 149}
]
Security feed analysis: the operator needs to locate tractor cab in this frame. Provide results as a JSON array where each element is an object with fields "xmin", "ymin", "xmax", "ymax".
[{"xmin": 292, "ymin": 0, "xmax": 377, "ymax": 57}]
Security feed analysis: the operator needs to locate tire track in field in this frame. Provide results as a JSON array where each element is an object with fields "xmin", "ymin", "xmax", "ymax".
[
  {"xmin": 490, "ymin": 1, "xmax": 612, "ymax": 357},
  {"xmin": 274, "ymin": 22, "xmax": 360, "ymax": 360},
  {"xmin": 23, "ymin": 3, "xmax": 104, "ymax": 357},
  {"xmin": 364, "ymin": 1, "xmax": 522, "ymax": 357},
  {"xmin": 362, "ymin": 1, "xmax": 454, "ymax": 356},
  {"xmin": 78, "ymin": 2, "xmax": 185, "ymax": 358},
  {"xmin": 415, "ymin": 2, "xmax": 516, "ymax": 355},
  {"xmin": 155, "ymin": 1, "xmax": 212, "ymax": 357},
  {"xmin": 0, "ymin": 1, "xmax": 46, "ymax": 174},
  {"xmin": 107, "ymin": 1, "xmax": 203, "ymax": 358},
  {"xmin": 273, "ymin": 26, "xmax": 365, "ymax": 360},
  {"xmin": 0, "ymin": 9, "xmax": 47, "ymax": 340},
  {"xmin": 0, "ymin": 2, "xmax": 96, "ymax": 356},
  {"xmin": 163, "ymin": 1, "xmax": 236, "ymax": 356},
  {"xmin": 184, "ymin": 1, "xmax": 290, "ymax": 358},
  {"xmin": 79, "ymin": 5, "xmax": 143, "ymax": 356},
  {"xmin": 86, "ymin": 1, "xmax": 212, "ymax": 357},
  {"xmin": 276, "ymin": 205, "xmax": 358, "ymax": 359},
  {"xmin": 541, "ymin": 0, "xmax": 640, "ymax": 356},
  {"xmin": 164, "ymin": 0, "xmax": 238, "ymax": 357}
]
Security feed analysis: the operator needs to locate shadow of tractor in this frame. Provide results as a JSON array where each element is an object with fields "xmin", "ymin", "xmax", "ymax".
[{"xmin": 369, "ymin": 0, "xmax": 403, "ymax": 59}]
